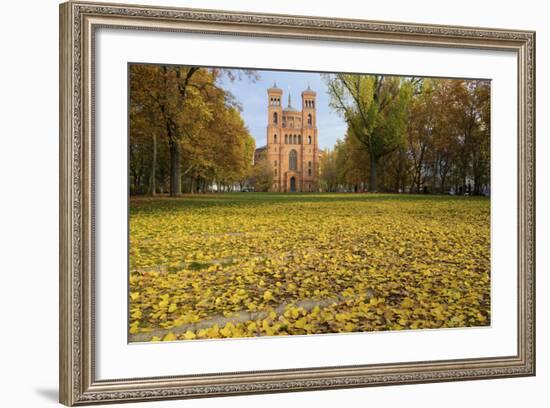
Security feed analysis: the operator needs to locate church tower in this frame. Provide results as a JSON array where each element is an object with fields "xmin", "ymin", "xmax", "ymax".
[
  {"xmin": 266, "ymin": 83, "xmax": 282, "ymax": 191},
  {"xmin": 264, "ymin": 83, "xmax": 319, "ymax": 192},
  {"xmin": 301, "ymin": 85, "xmax": 318, "ymax": 192}
]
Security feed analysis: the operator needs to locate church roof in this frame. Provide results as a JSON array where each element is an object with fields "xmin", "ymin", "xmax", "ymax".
[
  {"xmin": 283, "ymin": 93, "xmax": 299, "ymax": 112},
  {"xmin": 283, "ymin": 106, "xmax": 300, "ymax": 113}
]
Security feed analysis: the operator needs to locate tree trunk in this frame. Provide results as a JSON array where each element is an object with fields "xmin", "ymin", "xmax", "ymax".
[
  {"xmin": 369, "ymin": 154, "xmax": 378, "ymax": 192},
  {"xmin": 473, "ymin": 173, "xmax": 480, "ymax": 195},
  {"xmin": 149, "ymin": 133, "xmax": 157, "ymax": 196},
  {"xmin": 132, "ymin": 171, "xmax": 139, "ymax": 194},
  {"xmin": 433, "ymin": 153, "xmax": 439, "ymax": 193},
  {"xmin": 395, "ymin": 147, "xmax": 404, "ymax": 193},
  {"xmin": 379, "ymin": 157, "xmax": 386, "ymax": 192},
  {"xmin": 440, "ymin": 170, "xmax": 447, "ymax": 194},
  {"xmin": 169, "ymin": 139, "xmax": 181, "ymax": 196}
]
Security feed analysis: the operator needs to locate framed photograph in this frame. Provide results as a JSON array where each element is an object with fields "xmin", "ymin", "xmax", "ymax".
[{"xmin": 59, "ymin": 1, "xmax": 536, "ymax": 405}]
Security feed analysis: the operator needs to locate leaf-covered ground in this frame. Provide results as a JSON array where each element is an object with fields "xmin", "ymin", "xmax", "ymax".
[{"xmin": 129, "ymin": 193, "xmax": 490, "ymax": 342}]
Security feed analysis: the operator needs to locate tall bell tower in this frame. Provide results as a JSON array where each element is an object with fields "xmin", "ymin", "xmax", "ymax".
[
  {"xmin": 267, "ymin": 83, "xmax": 282, "ymax": 191},
  {"xmin": 301, "ymin": 85, "xmax": 318, "ymax": 192}
]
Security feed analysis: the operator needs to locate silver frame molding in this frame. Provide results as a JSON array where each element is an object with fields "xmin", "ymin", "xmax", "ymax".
[{"xmin": 59, "ymin": 1, "xmax": 536, "ymax": 405}]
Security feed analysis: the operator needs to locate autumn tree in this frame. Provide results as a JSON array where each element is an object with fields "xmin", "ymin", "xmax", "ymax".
[
  {"xmin": 452, "ymin": 80, "xmax": 490, "ymax": 195},
  {"xmin": 336, "ymin": 134, "xmax": 369, "ymax": 191},
  {"xmin": 130, "ymin": 65, "xmax": 257, "ymax": 195},
  {"xmin": 325, "ymin": 77, "xmax": 491, "ymax": 196},
  {"xmin": 319, "ymin": 149, "xmax": 339, "ymax": 192},
  {"xmin": 403, "ymin": 78, "xmax": 490, "ymax": 195},
  {"xmin": 407, "ymin": 79, "xmax": 438, "ymax": 192},
  {"xmin": 250, "ymin": 152, "xmax": 273, "ymax": 192},
  {"xmin": 324, "ymin": 74, "xmax": 412, "ymax": 192}
]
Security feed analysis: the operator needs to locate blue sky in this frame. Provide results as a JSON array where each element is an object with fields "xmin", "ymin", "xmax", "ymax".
[{"xmin": 218, "ymin": 69, "xmax": 347, "ymax": 150}]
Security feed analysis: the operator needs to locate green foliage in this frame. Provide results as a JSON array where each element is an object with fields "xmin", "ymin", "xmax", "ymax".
[
  {"xmin": 129, "ymin": 193, "xmax": 490, "ymax": 341},
  {"xmin": 324, "ymin": 74, "xmax": 413, "ymax": 191}
]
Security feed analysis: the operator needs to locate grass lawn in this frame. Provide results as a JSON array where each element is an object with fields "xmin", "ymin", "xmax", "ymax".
[{"xmin": 128, "ymin": 193, "xmax": 490, "ymax": 342}]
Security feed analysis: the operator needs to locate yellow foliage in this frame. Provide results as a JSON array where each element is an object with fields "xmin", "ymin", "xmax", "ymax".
[
  {"xmin": 163, "ymin": 332, "xmax": 177, "ymax": 341},
  {"xmin": 183, "ymin": 330, "xmax": 196, "ymax": 340},
  {"xmin": 128, "ymin": 194, "xmax": 490, "ymax": 341}
]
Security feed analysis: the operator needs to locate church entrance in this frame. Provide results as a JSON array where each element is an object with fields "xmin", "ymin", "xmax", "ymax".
[{"xmin": 290, "ymin": 177, "xmax": 296, "ymax": 192}]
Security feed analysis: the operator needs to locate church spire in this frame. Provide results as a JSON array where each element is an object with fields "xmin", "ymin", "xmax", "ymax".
[{"xmin": 288, "ymin": 92, "xmax": 291, "ymax": 108}]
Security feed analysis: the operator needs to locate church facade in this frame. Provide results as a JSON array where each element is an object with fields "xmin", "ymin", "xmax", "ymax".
[{"xmin": 262, "ymin": 84, "xmax": 319, "ymax": 192}]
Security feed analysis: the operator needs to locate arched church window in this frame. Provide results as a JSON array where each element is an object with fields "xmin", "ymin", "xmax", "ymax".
[
  {"xmin": 308, "ymin": 136, "xmax": 312, "ymax": 144},
  {"xmin": 274, "ymin": 134, "xmax": 277, "ymax": 144},
  {"xmin": 298, "ymin": 135, "xmax": 302, "ymax": 144},
  {"xmin": 307, "ymin": 113, "xmax": 312, "ymax": 125},
  {"xmin": 285, "ymin": 134, "xmax": 288, "ymax": 144},
  {"xmin": 273, "ymin": 112, "xmax": 278, "ymax": 124},
  {"xmin": 308, "ymin": 169, "xmax": 312, "ymax": 176},
  {"xmin": 293, "ymin": 135, "xmax": 297, "ymax": 144},
  {"xmin": 274, "ymin": 160, "xmax": 277, "ymax": 167},
  {"xmin": 274, "ymin": 168, "xmax": 277, "ymax": 176},
  {"xmin": 289, "ymin": 150, "xmax": 297, "ymax": 171},
  {"xmin": 308, "ymin": 161, "xmax": 312, "ymax": 168}
]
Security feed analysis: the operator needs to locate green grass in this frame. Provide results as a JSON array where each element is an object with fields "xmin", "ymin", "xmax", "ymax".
[{"xmin": 131, "ymin": 192, "xmax": 484, "ymax": 209}]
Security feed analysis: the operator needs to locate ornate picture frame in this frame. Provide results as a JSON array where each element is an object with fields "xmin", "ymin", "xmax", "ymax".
[{"xmin": 59, "ymin": 1, "xmax": 535, "ymax": 405}]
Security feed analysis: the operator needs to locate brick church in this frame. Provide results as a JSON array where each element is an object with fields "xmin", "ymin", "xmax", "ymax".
[{"xmin": 256, "ymin": 83, "xmax": 319, "ymax": 192}]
